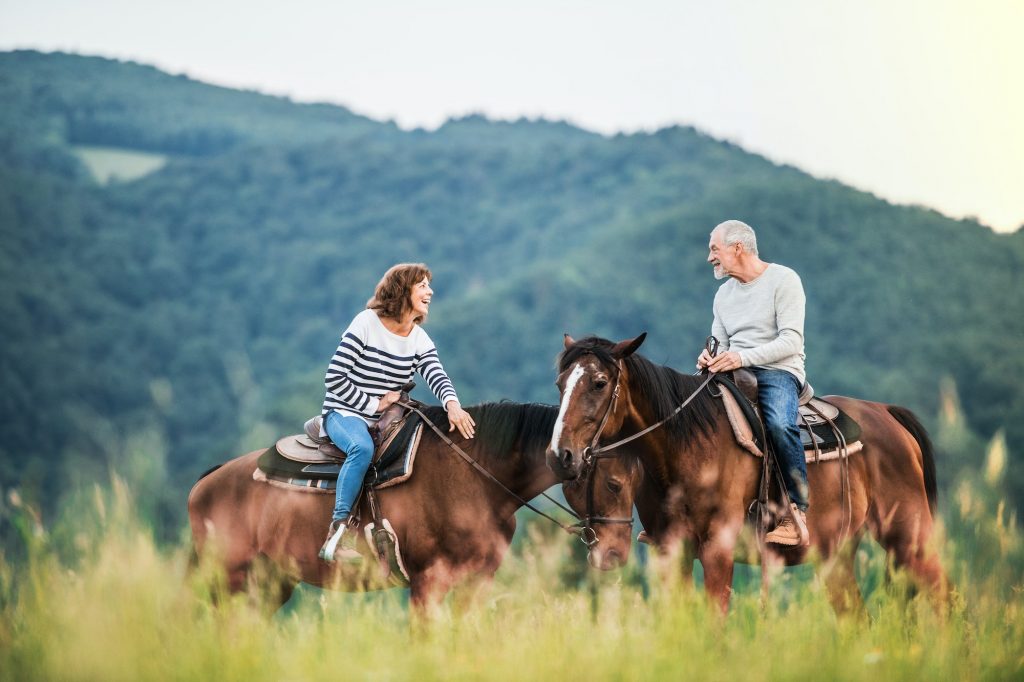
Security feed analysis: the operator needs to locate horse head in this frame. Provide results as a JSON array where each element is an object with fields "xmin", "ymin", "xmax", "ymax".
[
  {"xmin": 547, "ymin": 332, "xmax": 646, "ymax": 480},
  {"xmin": 560, "ymin": 449, "xmax": 643, "ymax": 570}
]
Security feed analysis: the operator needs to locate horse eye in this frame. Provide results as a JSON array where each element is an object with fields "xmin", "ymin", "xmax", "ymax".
[
  {"xmin": 593, "ymin": 379, "xmax": 608, "ymax": 390},
  {"xmin": 606, "ymin": 479, "xmax": 623, "ymax": 494}
]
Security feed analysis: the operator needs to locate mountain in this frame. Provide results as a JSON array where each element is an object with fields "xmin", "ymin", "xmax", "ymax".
[{"xmin": 1, "ymin": 50, "xmax": 1021, "ymax": 534}]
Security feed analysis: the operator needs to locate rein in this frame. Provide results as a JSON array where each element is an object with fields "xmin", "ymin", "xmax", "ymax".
[
  {"xmin": 585, "ymin": 367, "xmax": 716, "ymax": 459},
  {"xmin": 397, "ymin": 401, "xmax": 588, "ymax": 542}
]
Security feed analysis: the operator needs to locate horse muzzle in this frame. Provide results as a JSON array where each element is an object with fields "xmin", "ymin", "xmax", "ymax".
[
  {"xmin": 588, "ymin": 546, "xmax": 625, "ymax": 571},
  {"xmin": 545, "ymin": 446, "xmax": 582, "ymax": 480}
]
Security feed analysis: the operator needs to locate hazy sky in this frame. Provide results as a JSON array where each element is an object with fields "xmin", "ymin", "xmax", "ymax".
[{"xmin": 2, "ymin": 0, "xmax": 1021, "ymax": 232}]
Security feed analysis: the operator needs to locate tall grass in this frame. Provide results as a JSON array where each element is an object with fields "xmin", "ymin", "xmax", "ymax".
[{"xmin": 1, "ymin": 467, "xmax": 1022, "ymax": 682}]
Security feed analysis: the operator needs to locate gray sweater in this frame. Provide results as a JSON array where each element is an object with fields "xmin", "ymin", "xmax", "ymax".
[{"xmin": 711, "ymin": 263, "xmax": 806, "ymax": 384}]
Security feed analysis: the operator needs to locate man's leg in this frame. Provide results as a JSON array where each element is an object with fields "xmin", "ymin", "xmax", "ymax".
[{"xmin": 753, "ymin": 369, "xmax": 809, "ymax": 546}]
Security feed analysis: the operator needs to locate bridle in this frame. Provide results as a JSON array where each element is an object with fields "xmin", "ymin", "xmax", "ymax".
[
  {"xmin": 571, "ymin": 360, "xmax": 639, "ymax": 548},
  {"xmin": 568, "ymin": 351, "xmax": 716, "ymax": 547}
]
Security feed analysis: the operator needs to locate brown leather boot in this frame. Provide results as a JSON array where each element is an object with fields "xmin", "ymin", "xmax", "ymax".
[{"xmin": 765, "ymin": 503, "xmax": 810, "ymax": 547}]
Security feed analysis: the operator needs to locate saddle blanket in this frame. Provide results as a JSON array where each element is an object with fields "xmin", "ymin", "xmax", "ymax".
[
  {"xmin": 716, "ymin": 382, "xmax": 863, "ymax": 463},
  {"xmin": 254, "ymin": 414, "xmax": 424, "ymax": 494}
]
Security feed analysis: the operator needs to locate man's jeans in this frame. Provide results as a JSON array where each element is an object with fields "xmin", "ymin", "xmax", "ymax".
[
  {"xmin": 751, "ymin": 368, "xmax": 809, "ymax": 511},
  {"xmin": 325, "ymin": 411, "xmax": 375, "ymax": 522}
]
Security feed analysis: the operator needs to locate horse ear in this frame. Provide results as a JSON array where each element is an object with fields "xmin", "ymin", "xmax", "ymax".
[
  {"xmin": 564, "ymin": 333, "xmax": 576, "ymax": 349},
  {"xmin": 611, "ymin": 332, "xmax": 647, "ymax": 359}
]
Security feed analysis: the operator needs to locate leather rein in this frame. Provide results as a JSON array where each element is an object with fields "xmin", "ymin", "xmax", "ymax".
[{"xmin": 397, "ymin": 400, "xmax": 590, "ymax": 543}]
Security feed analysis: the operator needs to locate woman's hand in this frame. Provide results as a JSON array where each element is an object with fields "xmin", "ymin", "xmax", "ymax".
[
  {"xmin": 446, "ymin": 401, "xmax": 476, "ymax": 439},
  {"xmin": 377, "ymin": 391, "xmax": 402, "ymax": 411}
]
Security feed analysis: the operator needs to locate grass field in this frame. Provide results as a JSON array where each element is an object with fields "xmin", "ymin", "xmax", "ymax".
[{"xmin": 1, "ymin": 468, "xmax": 1021, "ymax": 682}]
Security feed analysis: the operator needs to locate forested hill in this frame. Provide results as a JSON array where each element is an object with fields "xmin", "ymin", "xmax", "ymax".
[{"xmin": 2, "ymin": 50, "xmax": 1022, "ymax": 534}]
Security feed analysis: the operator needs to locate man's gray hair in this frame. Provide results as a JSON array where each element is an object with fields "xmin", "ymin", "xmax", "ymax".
[{"xmin": 713, "ymin": 220, "xmax": 758, "ymax": 256}]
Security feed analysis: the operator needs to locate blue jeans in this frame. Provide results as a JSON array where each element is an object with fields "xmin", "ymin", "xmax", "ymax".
[
  {"xmin": 751, "ymin": 368, "xmax": 809, "ymax": 511},
  {"xmin": 325, "ymin": 411, "xmax": 375, "ymax": 522}
]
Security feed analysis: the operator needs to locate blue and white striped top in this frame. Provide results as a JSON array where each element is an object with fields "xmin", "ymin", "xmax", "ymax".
[{"xmin": 322, "ymin": 309, "xmax": 459, "ymax": 425}]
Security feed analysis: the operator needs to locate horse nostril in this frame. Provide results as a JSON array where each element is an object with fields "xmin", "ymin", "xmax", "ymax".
[{"xmin": 560, "ymin": 449, "xmax": 574, "ymax": 467}]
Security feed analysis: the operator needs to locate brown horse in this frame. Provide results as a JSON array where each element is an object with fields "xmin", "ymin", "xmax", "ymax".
[
  {"xmin": 547, "ymin": 334, "xmax": 946, "ymax": 613},
  {"xmin": 189, "ymin": 402, "xmax": 568, "ymax": 613}
]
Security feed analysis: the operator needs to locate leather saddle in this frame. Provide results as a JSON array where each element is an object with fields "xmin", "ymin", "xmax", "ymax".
[
  {"xmin": 731, "ymin": 368, "xmax": 839, "ymax": 424},
  {"xmin": 715, "ymin": 369, "xmax": 862, "ymax": 461},
  {"xmin": 277, "ymin": 383, "xmax": 415, "ymax": 465},
  {"xmin": 257, "ymin": 382, "xmax": 426, "ymax": 492}
]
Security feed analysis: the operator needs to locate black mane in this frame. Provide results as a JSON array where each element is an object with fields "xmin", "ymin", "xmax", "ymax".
[
  {"xmin": 419, "ymin": 401, "xmax": 558, "ymax": 458},
  {"xmin": 557, "ymin": 337, "xmax": 719, "ymax": 443}
]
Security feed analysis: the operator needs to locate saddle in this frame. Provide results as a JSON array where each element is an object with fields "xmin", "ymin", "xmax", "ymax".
[
  {"xmin": 253, "ymin": 383, "xmax": 424, "ymax": 492},
  {"xmin": 715, "ymin": 369, "xmax": 863, "ymax": 463}
]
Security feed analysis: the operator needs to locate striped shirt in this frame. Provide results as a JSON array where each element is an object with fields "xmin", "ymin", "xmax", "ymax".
[{"xmin": 322, "ymin": 309, "xmax": 459, "ymax": 425}]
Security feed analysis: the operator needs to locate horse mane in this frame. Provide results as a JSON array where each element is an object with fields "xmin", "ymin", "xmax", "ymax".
[
  {"xmin": 419, "ymin": 401, "xmax": 558, "ymax": 459},
  {"xmin": 558, "ymin": 336, "xmax": 719, "ymax": 443}
]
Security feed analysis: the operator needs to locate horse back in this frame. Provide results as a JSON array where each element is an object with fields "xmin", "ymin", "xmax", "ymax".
[{"xmin": 818, "ymin": 396, "xmax": 935, "ymax": 512}]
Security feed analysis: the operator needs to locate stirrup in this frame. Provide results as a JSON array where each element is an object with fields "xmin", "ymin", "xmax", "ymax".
[
  {"xmin": 319, "ymin": 520, "xmax": 345, "ymax": 561},
  {"xmin": 319, "ymin": 519, "xmax": 363, "ymax": 564}
]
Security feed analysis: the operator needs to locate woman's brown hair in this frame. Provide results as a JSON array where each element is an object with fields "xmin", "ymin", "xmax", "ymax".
[{"xmin": 366, "ymin": 263, "xmax": 432, "ymax": 324}]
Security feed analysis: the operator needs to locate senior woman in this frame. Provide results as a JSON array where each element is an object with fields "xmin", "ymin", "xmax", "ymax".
[{"xmin": 319, "ymin": 263, "xmax": 475, "ymax": 563}]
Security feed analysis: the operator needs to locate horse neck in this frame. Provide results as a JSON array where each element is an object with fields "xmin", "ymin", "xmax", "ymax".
[
  {"xmin": 618, "ymin": 371, "xmax": 715, "ymax": 489},
  {"xmin": 499, "ymin": 438, "xmax": 560, "ymax": 503}
]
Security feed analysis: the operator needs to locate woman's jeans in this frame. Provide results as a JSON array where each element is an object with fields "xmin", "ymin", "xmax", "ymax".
[
  {"xmin": 325, "ymin": 411, "xmax": 375, "ymax": 522},
  {"xmin": 750, "ymin": 368, "xmax": 809, "ymax": 511}
]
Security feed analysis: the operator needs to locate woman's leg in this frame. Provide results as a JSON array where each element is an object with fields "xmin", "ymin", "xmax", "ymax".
[{"xmin": 325, "ymin": 412, "xmax": 375, "ymax": 522}]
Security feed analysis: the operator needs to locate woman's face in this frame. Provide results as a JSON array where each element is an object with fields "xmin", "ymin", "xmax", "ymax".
[{"xmin": 410, "ymin": 277, "xmax": 433, "ymax": 318}]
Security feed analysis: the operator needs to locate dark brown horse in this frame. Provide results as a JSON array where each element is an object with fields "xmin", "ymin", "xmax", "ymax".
[
  {"xmin": 189, "ymin": 402, "xmax": 567, "ymax": 613},
  {"xmin": 547, "ymin": 334, "xmax": 946, "ymax": 613}
]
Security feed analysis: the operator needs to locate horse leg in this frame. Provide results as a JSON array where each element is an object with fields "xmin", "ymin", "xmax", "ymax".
[
  {"xmin": 820, "ymin": 532, "xmax": 865, "ymax": 617},
  {"xmin": 408, "ymin": 559, "xmax": 458, "ymax": 624},
  {"xmin": 869, "ymin": 505, "xmax": 947, "ymax": 604},
  {"xmin": 759, "ymin": 548, "xmax": 786, "ymax": 608},
  {"xmin": 247, "ymin": 554, "xmax": 298, "ymax": 613},
  {"xmin": 698, "ymin": 528, "xmax": 739, "ymax": 614},
  {"xmin": 680, "ymin": 537, "xmax": 697, "ymax": 585}
]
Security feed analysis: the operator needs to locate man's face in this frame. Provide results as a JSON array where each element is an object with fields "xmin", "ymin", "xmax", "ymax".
[{"xmin": 707, "ymin": 230, "xmax": 741, "ymax": 280}]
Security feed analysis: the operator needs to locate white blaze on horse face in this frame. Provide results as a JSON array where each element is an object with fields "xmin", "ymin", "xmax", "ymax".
[{"xmin": 551, "ymin": 363, "xmax": 586, "ymax": 454}]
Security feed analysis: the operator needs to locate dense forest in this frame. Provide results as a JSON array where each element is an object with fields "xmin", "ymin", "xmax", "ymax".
[{"xmin": 1, "ymin": 50, "xmax": 1022, "ymax": 539}]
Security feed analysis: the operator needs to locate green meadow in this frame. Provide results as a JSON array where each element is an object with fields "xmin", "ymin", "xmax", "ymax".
[{"xmin": 2, "ymin": 421, "xmax": 1021, "ymax": 681}]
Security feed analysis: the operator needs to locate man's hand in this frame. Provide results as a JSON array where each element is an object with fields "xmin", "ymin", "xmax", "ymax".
[
  {"xmin": 696, "ymin": 348, "xmax": 714, "ymax": 370},
  {"xmin": 446, "ymin": 402, "xmax": 476, "ymax": 439},
  {"xmin": 706, "ymin": 351, "xmax": 743, "ymax": 373}
]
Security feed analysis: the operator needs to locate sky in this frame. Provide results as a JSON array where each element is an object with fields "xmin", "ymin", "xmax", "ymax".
[{"xmin": 2, "ymin": 0, "xmax": 1021, "ymax": 232}]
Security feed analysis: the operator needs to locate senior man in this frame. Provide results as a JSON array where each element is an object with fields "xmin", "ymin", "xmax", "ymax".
[{"xmin": 696, "ymin": 220, "xmax": 810, "ymax": 546}]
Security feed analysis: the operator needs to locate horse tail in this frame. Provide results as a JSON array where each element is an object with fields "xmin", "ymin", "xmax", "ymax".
[{"xmin": 887, "ymin": 405, "xmax": 937, "ymax": 516}]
